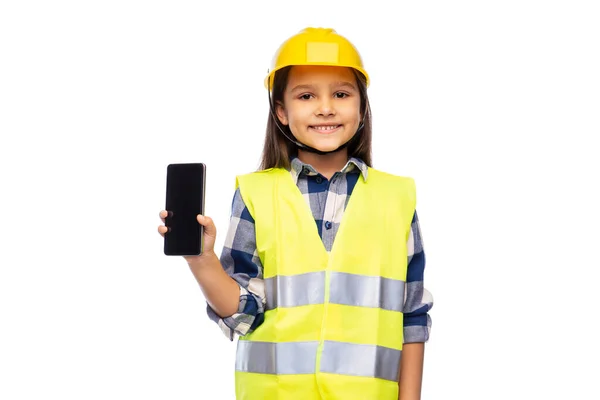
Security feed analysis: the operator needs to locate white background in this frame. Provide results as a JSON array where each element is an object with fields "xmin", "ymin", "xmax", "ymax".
[{"xmin": 1, "ymin": 1, "xmax": 599, "ymax": 399}]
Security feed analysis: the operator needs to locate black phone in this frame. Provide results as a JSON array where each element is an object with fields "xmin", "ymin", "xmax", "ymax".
[{"xmin": 163, "ymin": 163, "xmax": 206, "ymax": 256}]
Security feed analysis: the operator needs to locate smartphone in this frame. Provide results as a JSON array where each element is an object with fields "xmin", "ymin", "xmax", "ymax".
[{"xmin": 164, "ymin": 163, "xmax": 206, "ymax": 256}]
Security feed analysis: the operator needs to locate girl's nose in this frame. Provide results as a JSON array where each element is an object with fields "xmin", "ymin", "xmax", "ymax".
[{"xmin": 316, "ymin": 98, "xmax": 335, "ymax": 116}]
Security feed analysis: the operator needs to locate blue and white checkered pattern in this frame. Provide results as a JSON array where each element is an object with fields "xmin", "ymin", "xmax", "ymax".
[{"xmin": 207, "ymin": 157, "xmax": 433, "ymax": 343}]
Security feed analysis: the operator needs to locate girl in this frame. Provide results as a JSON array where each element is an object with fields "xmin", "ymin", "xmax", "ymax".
[{"xmin": 158, "ymin": 27, "xmax": 433, "ymax": 400}]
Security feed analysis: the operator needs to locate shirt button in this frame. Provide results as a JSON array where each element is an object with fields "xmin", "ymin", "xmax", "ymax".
[
  {"xmin": 315, "ymin": 176, "xmax": 323, "ymax": 184},
  {"xmin": 302, "ymin": 167, "xmax": 310, "ymax": 175},
  {"xmin": 325, "ymin": 221, "xmax": 332, "ymax": 230}
]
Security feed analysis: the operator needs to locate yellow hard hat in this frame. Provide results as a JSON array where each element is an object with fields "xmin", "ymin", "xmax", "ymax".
[{"xmin": 265, "ymin": 27, "xmax": 370, "ymax": 89}]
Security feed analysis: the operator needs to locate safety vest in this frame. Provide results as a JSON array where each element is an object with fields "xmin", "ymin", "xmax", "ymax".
[{"xmin": 233, "ymin": 167, "xmax": 416, "ymax": 400}]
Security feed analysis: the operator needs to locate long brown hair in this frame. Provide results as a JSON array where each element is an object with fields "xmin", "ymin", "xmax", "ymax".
[{"xmin": 259, "ymin": 66, "xmax": 373, "ymax": 170}]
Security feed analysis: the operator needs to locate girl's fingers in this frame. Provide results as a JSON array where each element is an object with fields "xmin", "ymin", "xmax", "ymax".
[
  {"xmin": 159, "ymin": 210, "xmax": 168, "ymax": 222},
  {"xmin": 158, "ymin": 225, "xmax": 169, "ymax": 237}
]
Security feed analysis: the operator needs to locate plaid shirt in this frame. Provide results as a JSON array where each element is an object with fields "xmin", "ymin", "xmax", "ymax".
[{"xmin": 207, "ymin": 157, "xmax": 433, "ymax": 343}]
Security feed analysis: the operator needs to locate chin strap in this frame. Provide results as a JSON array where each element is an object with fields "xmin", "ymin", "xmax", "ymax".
[{"xmin": 267, "ymin": 79, "xmax": 367, "ymax": 155}]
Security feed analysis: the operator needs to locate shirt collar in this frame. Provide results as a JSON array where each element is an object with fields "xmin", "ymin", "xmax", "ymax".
[{"xmin": 289, "ymin": 156, "xmax": 369, "ymax": 184}]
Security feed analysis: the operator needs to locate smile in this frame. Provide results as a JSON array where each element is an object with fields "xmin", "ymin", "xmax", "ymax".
[{"xmin": 309, "ymin": 125, "xmax": 342, "ymax": 133}]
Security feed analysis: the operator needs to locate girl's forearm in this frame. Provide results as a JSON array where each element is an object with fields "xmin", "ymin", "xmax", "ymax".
[
  {"xmin": 187, "ymin": 250, "xmax": 240, "ymax": 317},
  {"xmin": 398, "ymin": 342, "xmax": 424, "ymax": 400}
]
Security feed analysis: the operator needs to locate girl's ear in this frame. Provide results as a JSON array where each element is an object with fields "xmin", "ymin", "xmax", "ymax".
[{"xmin": 275, "ymin": 101, "xmax": 288, "ymax": 125}]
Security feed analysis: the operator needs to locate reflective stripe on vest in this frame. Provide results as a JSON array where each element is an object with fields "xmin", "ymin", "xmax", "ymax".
[
  {"xmin": 264, "ymin": 271, "xmax": 405, "ymax": 312},
  {"xmin": 236, "ymin": 340, "xmax": 401, "ymax": 382}
]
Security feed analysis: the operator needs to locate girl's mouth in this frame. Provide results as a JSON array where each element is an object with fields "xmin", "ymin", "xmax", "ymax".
[{"xmin": 309, "ymin": 125, "xmax": 342, "ymax": 134}]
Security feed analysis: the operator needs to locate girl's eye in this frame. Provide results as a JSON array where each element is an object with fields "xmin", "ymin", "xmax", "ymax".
[
  {"xmin": 299, "ymin": 94, "xmax": 313, "ymax": 100},
  {"xmin": 335, "ymin": 92, "xmax": 349, "ymax": 99}
]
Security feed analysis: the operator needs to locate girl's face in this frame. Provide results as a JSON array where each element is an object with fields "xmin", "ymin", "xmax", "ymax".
[{"xmin": 276, "ymin": 65, "xmax": 361, "ymax": 154}]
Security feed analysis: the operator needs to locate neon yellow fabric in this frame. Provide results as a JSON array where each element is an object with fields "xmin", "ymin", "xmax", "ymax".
[{"xmin": 234, "ymin": 167, "xmax": 416, "ymax": 400}]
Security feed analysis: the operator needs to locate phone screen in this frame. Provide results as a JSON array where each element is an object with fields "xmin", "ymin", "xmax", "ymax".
[{"xmin": 164, "ymin": 163, "xmax": 206, "ymax": 256}]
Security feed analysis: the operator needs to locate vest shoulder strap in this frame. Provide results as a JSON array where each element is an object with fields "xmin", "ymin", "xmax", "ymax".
[{"xmin": 235, "ymin": 168, "xmax": 288, "ymax": 217}]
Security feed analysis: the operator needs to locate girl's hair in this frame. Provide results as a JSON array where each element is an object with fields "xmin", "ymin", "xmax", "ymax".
[{"xmin": 259, "ymin": 66, "xmax": 373, "ymax": 170}]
